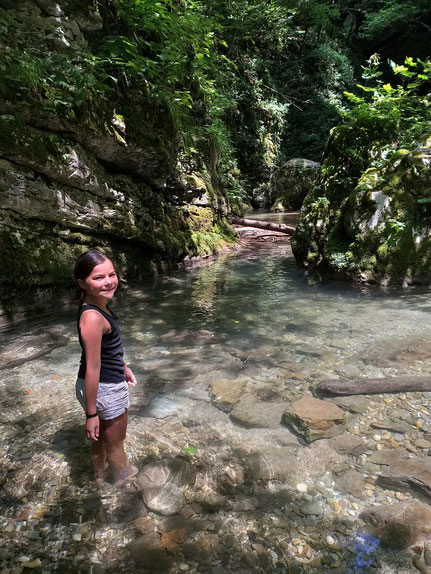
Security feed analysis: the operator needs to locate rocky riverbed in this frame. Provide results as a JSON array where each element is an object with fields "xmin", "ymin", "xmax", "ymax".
[{"xmin": 2, "ymin": 240, "xmax": 431, "ymax": 573}]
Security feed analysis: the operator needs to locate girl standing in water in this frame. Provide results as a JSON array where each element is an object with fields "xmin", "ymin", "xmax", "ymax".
[{"xmin": 74, "ymin": 249, "xmax": 137, "ymax": 485}]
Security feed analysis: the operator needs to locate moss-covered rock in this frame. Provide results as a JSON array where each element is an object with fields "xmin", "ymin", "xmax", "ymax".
[
  {"xmin": 292, "ymin": 130, "xmax": 431, "ymax": 284},
  {"xmin": 0, "ymin": 153, "xmax": 235, "ymax": 302},
  {"xmin": 0, "ymin": 0, "xmax": 237, "ymax": 312},
  {"xmin": 269, "ymin": 158, "xmax": 321, "ymax": 211}
]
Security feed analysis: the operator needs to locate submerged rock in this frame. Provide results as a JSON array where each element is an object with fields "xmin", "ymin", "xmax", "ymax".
[
  {"xmin": 0, "ymin": 331, "xmax": 68, "ymax": 370},
  {"xmin": 282, "ymin": 395, "xmax": 346, "ymax": 443},
  {"xmin": 137, "ymin": 460, "xmax": 196, "ymax": 515},
  {"xmin": 247, "ymin": 447, "xmax": 299, "ymax": 481},
  {"xmin": 128, "ymin": 532, "xmax": 172, "ymax": 571},
  {"xmin": 229, "ymin": 395, "xmax": 287, "ymax": 428},
  {"xmin": 368, "ymin": 448, "xmax": 409, "ymax": 465},
  {"xmin": 360, "ymin": 501, "xmax": 431, "ymax": 549},
  {"xmin": 377, "ymin": 457, "xmax": 431, "ymax": 499},
  {"xmin": 333, "ymin": 468, "xmax": 365, "ymax": 497},
  {"xmin": 210, "ymin": 379, "xmax": 247, "ymax": 413},
  {"xmin": 326, "ymin": 433, "xmax": 368, "ymax": 456}
]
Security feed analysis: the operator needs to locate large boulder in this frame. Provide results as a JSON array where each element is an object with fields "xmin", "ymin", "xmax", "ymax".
[
  {"xmin": 292, "ymin": 127, "xmax": 431, "ymax": 285},
  {"xmin": 269, "ymin": 158, "xmax": 320, "ymax": 211}
]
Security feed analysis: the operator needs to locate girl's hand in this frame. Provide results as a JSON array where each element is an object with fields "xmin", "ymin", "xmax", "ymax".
[
  {"xmin": 86, "ymin": 416, "xmax": 100, "ymax": 441},
  {"xmin": 125, "ymin": 365, "xmax": 137, "ymax": 386}
]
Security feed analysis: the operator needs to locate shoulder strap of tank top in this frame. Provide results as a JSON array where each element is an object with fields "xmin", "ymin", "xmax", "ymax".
[{"xmin": 78, "ymin": 303, "xmax": 115, "ymax": 323}]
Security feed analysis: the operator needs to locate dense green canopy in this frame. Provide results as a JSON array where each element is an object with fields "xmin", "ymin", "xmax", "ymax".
[{"xmin": 2, "ymin": 0, "xmax": 430, "ymax": 205}]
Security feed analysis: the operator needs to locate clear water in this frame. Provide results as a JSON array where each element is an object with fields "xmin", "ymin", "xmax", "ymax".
[
  {"xmin": 2, "ymin": 239, "xmax": 431, "ymax": 417},
  {"xmin": 245, "ymin": 209, "xmax": 299, "ymax": 225},
  {"xmin": 1, "ymin": 236, "xmax": 431, "ymax": 573}
]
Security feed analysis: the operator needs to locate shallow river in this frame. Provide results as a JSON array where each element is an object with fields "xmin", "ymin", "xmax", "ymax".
[{"xmin": 1, "ymin": 234, "xmax": 431, "ymax": 573}]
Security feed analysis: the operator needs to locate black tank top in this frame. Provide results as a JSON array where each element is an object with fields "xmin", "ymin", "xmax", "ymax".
[{"xmin": 77, "ymin": 304, "xmax": 125, "ymax": 383}]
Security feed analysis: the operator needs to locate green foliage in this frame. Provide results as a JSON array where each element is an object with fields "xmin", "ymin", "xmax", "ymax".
[
  {"xmin": 385, "ymin": 218, "xmax": 407, "ymax": 246},
  {"xmin": 0, "ymin": 8, "xmax": 116, "ymax": 122},
  {"xmin": 294, "ymin": 50, "xmax": 431, "ymax": 283},
  {"xmin": 2, "ymin": 0, "xmax": 429, "ymax": 211},
  {"xmin": 360, "ymin": 0, "xmax": 430, "ymax": 40},
  {"xmin": 343, "ymin": 55, "xmax": 431, "ymax": 149}
]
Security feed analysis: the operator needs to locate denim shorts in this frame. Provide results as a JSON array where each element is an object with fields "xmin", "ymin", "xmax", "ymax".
[{"xmin": 76, "ymin": 378, "xmax": 130, "ymax": 420}]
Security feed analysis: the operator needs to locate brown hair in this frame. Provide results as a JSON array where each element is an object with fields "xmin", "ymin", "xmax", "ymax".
[{"xmin": 73, "ymin": 249, "xmax": 109, "ymax": 303}]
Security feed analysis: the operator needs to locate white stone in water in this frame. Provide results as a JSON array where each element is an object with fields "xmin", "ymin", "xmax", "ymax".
[
  {"xmin": 326, "ymin": 535, "xmax": 336, "ymax": 546},
  {"xmin": 89, "ymin": 552, "xmax": 100, "ymax": 564},
  {"xmin": 296, "ymin": 483, "xmax": 307, "ymax": 493},
  {"xmin": 373, "ymin": 434, "xmax": 382, "ymax": 441},
  {"xmin": 72, "ymin": 533, "xmax": 82, "ymax": 541}
]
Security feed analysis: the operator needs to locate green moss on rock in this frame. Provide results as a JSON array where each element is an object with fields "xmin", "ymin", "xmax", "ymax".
[{"xmin": 293, "ymin": 131, "xmax": 431, "ymax": 284}]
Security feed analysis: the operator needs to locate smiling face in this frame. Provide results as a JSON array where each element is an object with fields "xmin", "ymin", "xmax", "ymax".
[{"xmin": 78, "ymin": 258, "xmax": 119, "ymax": 305}]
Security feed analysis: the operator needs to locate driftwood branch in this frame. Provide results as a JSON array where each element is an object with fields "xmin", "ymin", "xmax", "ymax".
[
  {"xmin": 316, "ymin": 376, "xmax": 431, "ymax": 396},
  {"xmin": 228, "ymin": 217, "xmax": 295, "ymax": 235}
]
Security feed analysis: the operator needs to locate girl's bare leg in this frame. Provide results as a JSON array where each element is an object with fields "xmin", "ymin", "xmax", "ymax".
[
  {"xmin": 90, "ymin": 439, "xmax": 107, "ymax": 482},
  {"xmin": 101, "ymin": 410, "xmax": 136, "ymax": 485}
]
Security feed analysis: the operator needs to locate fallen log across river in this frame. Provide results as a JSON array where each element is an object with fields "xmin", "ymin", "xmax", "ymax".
[
  {"xmin": 316, "ymin": 376, "xmax": 431, "ymax": 396},
  {"xmin": 228, "ymin": 217, "xmax": 295, "ymax": 235}
]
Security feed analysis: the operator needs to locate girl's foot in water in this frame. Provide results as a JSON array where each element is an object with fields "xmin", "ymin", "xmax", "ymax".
[
  {"xmin": 95, "ymin": 462, "xmax": 109, "ymax": 484},
  {"xmin": 114, "ymin": 464, "xmax": 138, "ymax": 486}
]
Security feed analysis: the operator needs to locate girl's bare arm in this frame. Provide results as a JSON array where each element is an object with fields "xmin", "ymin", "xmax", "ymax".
[{"xmin": 80, "ymin": 310, "xmax": 105, "ymax": 440}]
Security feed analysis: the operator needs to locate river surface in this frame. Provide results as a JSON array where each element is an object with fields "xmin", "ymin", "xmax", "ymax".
[
  {"xmin": 1, "ymin": 232, "xmax": 431, "ymax": 573},
  {"xmin": 245, "ymin": 210, "xmax": 299, "ymax": 226}
]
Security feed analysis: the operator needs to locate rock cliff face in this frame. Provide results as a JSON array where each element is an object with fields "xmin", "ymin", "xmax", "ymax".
[
  {"xmin": 0, "ymin": 0, "xmax": 234, "ymax": 307},
  {"xmin": 292, "ymin": 126, "xmax": 431, "ymax": 285}
]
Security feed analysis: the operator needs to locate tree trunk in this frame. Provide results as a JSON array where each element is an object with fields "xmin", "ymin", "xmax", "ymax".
[
  {"xmin": 316, "ymin": 376, "xmax": 431, "ymax": 396},
  {"xmin": 228, "ymin": 217, "xmax": 295, "ymax": 235}
]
